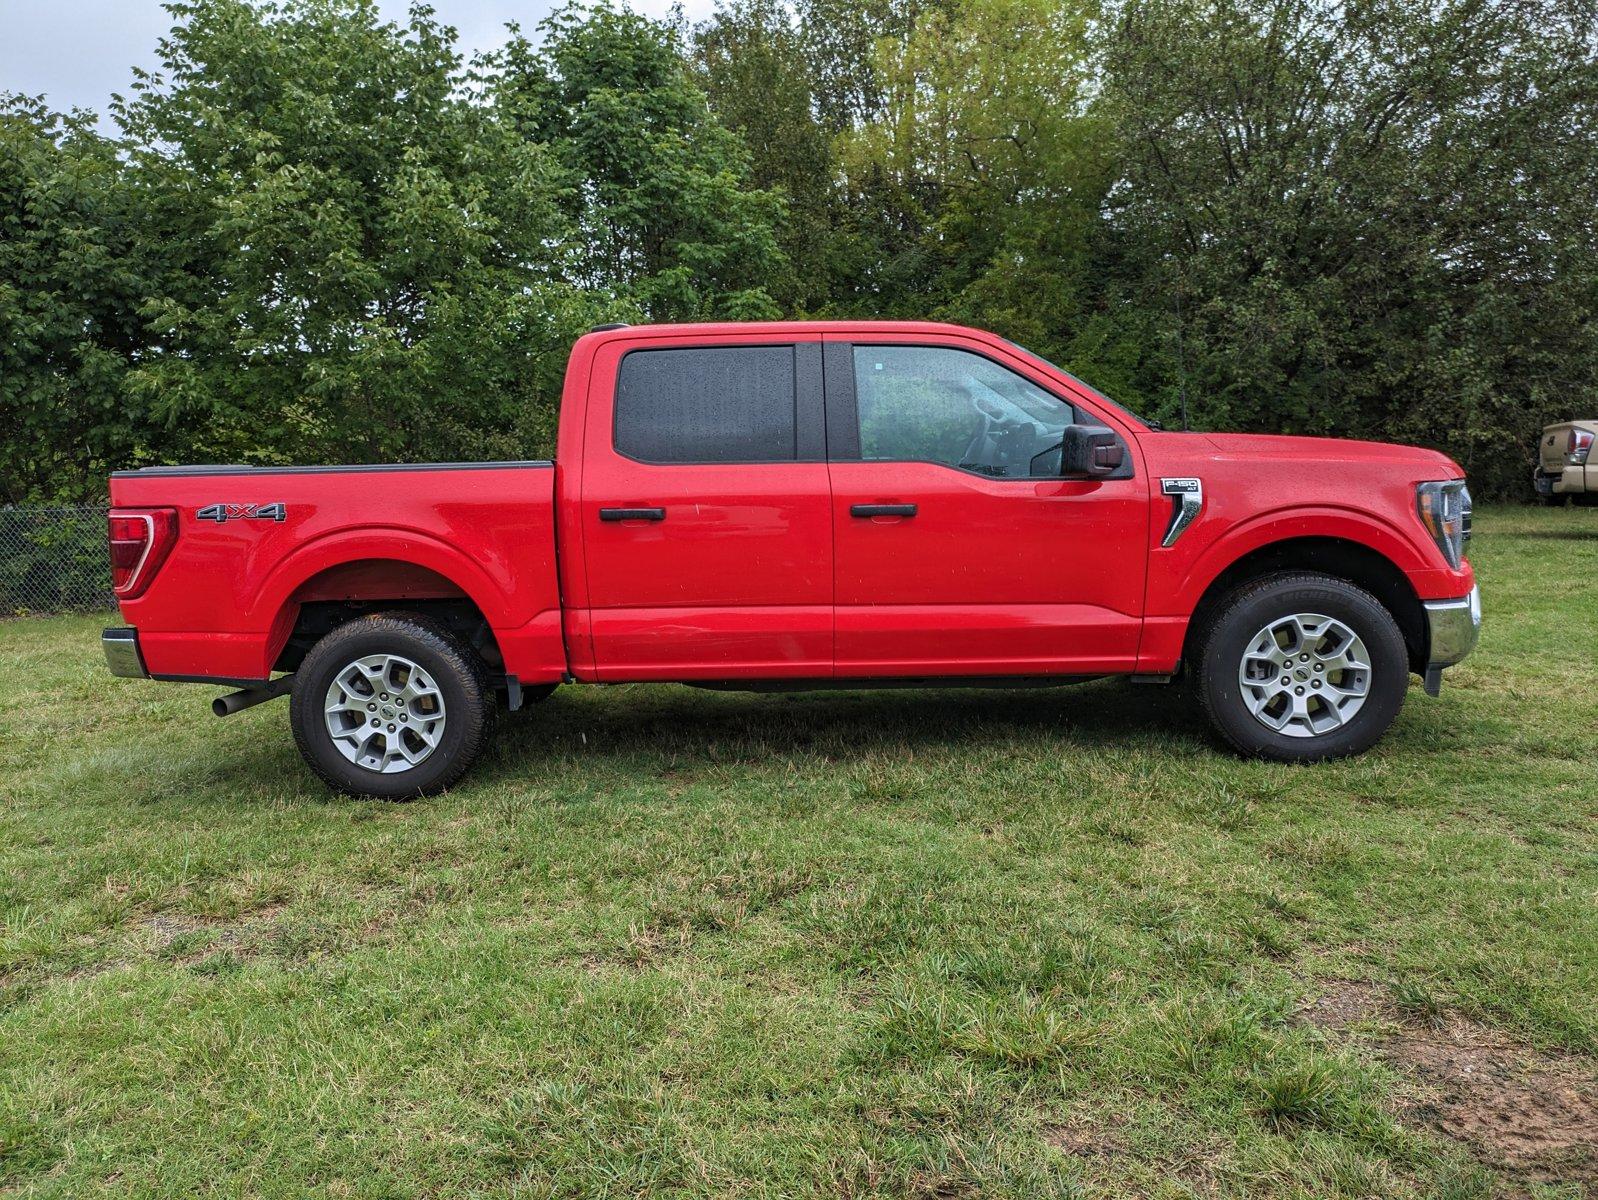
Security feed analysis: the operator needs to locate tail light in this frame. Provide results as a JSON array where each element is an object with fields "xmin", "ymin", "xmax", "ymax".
[
  {"xmin": 1567, "ymin": 428, "xmax": 1594, "ymax": 465},
  {"xmin": 108, "ymin": 508, "xmax": 178, "ymax": 599}
]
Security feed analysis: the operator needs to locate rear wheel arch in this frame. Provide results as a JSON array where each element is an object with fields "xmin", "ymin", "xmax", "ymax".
[
  {"xmin": 1182, "ymin": 537, "xmax": 1428, "ymax": 674},
  {"xmin": 264, "ymin": 555, "xmax": 507, "ymax": 677}
]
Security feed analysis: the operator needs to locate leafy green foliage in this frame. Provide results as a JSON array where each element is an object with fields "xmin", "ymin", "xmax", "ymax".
[
  {"xmin": 1099, "ymin": 0, "xmax": 1598, "ymax": 493},
  {"xmin": 489, "ymin": 2, "xmax": 786, "ymax": 321},
  {"xmin": 695, "ymin": 0, "xmax": 1598, "ymax": 489},
  {"xmin": 112, "ymin": 0, "xmax": 601, "ymax": 468},
  {"xmin": 693, "ymin": 0, "xmax": 837, "ymax": 309},
  {"xmin": 0, "ymin": 101, "xmax": 163, "ymax": 503},
  {"xmin": 2, "ymin": 0, "xmax": 1596, "ymax": 497}
]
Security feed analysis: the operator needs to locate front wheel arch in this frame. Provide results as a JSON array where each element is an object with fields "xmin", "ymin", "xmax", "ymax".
[{"xmin": 1181, "ymin": 537, "xmax": 1429, "ymax": 676}]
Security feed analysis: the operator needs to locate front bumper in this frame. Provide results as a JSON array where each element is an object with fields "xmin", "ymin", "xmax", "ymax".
[
  {"xmin": 1420, "ymin": 586, "xmax": 1481, "ymax": 695},
  {"xmin": 103, "ymin": 627, "xmax": 149, "ymax": 679}
]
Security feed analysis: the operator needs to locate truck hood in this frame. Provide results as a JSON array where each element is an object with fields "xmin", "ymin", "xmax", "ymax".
[{"xmin": 1200, "ymin": 432, "xmax": 1462, "ymax": 475}]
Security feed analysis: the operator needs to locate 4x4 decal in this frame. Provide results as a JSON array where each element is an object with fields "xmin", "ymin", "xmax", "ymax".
[{"xmin": 196, "ymin": 502, "xmax": 288, "ymax": 523}]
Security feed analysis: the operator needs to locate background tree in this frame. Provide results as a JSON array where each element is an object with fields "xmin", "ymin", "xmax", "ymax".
[
  {"xmin": 1100, "ymin": 0, "xmax": 1598, "ymax": 491},
  {"xmin": 0, "ymin": 99, "xmax": 162, "ymax": 503},
  {"xmin": 849, "ymin": 0, "xmax": 1112, "ymax": 349},
  {"xmin": 693, "ymin": 0, "xmax": 836, "ymax": 310},
  {"xmin": 489, "ymin": 2, "xmax": 787, "ymax": 321},
  {"xmin": 114, "ymin": 0, "xmax": 599, "ymax": 467},
  {"xmin": 1, "ymin": 0, "xmax": 1595, "ymax": 500}
]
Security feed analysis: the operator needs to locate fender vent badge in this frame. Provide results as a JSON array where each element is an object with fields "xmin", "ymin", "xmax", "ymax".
[{"xmin": 1159, "ymin": 478, "xmax": 1203, "ymax": 547}]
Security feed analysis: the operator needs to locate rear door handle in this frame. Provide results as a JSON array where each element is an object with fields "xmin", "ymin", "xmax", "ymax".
[
  {"xmin": 599, "ymin": 507, "xmax": 666, "ymax": 522},
  {"xmin": 850, "ymin": 503, "xmax": 917, "ymax": 518}
]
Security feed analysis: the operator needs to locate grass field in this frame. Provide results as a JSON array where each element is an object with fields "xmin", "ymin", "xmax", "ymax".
[{"xmin": 2, "ymin": 505, "xmax": 1595, "ymax": 1199}]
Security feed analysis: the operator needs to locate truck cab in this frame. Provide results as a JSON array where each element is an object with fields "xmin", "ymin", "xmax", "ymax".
[{"xmin": 103, "ymin": 321, "xmax": 1481, "ymax": 797}]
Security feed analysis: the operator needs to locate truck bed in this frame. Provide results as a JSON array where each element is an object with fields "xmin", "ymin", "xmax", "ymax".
[{"xmin": 109, "ymin": 461, "xmax": 566, "ymax": 684}]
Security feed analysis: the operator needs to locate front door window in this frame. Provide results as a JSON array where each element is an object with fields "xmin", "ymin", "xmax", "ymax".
[{"xmin": 853, "ymin": 346, "xmax": 1074, "ymax": 479}]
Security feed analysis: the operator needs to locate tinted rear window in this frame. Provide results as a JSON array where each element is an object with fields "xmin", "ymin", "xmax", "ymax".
[{"xmin": 615, "ymin": 346, "xmax": 798, "ymax": 463}]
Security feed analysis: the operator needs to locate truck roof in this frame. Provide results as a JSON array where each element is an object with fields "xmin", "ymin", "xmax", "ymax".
[{"xmin": 577, "ymin": 319, "xmax": 990, "ymax": 344}]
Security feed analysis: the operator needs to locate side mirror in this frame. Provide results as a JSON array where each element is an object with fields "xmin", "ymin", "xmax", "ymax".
[{"xmin": 1061, "ymin": 424, "xmax": 1124, "ymax": 478}]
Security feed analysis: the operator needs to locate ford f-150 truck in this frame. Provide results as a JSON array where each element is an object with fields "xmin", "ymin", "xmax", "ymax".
[{"xmin": 103, "ymin": 321, "xmax": 1481, "ymax": 798}]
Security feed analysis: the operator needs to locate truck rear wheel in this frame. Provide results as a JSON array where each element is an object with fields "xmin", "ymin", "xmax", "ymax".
[
  {"xmin": 289, "ymin": 612, "xmax": 493, "ymax": 799},
  {"xmin": 1193, "ymin": 572, "xmax": 1408, "ymax": 762}
]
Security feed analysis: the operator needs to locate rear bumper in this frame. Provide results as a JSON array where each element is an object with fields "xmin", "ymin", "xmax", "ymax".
[
  {"xmin": 1420, "ymin": 586, "xmax": 1480, "ymax": 695},
  {"xmin": 103, "ymin": 627, "xmax": 148, "ymax": 678},
  {"xmin": 1535, "ymin": 465, "xmax": 1587, "ymax": 495}
]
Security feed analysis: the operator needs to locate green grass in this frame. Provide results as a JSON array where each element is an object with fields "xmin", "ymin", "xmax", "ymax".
[{"xmin": 2, "ymin": 505, "xmax": 1595, "ymax": 1199}]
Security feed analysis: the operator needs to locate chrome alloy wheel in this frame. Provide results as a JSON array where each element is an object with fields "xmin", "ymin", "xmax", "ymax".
[
  {"xmin": 1237, "ymin": 612, "xmax": 1371, "ymax": 738},
  {"xmin": 324, "ymin": 653, "xmax": 446, "ymax": 773}
]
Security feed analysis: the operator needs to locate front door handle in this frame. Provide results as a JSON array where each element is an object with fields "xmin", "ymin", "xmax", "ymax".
[
  {"xmin": 850, "ymin": 503, "xmax": 917, "ymax": 518},
  {"xmin": 599, "ymin": 507, "xmax": 666, "ymax": 522}
]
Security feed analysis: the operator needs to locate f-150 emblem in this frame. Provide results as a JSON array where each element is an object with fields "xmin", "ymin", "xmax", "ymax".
[
  {"xmin": 1159, "ymin": 478, "xmax": 1203, "ymax": 547},
  {"xmin": 196, "ymin": 502, "xmax": 287, "ymax": 523}
]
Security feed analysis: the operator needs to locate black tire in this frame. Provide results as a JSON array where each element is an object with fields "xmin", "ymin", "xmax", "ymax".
[
  {"xmin": 290, "ymin": 612, "xmax": 494, "ymax": 799},
  {"xmin": 1193, "ymin": 572, "xmax": 1408, "ymax": 762}
]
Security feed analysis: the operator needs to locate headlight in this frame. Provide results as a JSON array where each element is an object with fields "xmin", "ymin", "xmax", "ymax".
[{"xmin": 1417, "ymin": 480, "xmax": 1471, "ymax": 568}]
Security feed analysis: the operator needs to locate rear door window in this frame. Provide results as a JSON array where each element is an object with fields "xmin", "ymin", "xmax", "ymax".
[{"xmin": 615, "ymin": 346, "xmax": 798, "ymax": 464}]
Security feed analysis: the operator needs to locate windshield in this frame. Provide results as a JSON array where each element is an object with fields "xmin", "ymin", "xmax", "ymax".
[{"xmin": 1004, "ymin": 340, "xmax": 1162, "ymax": 430}]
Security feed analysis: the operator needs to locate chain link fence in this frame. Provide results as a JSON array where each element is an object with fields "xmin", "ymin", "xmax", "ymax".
[{"xmin": 0, "ymin": 505, "xmax": 115, "ymax": 616}]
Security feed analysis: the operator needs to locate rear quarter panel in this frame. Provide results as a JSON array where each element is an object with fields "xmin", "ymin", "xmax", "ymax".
[{"xmin": 110, "ymin": 465, "xmax": 563, "ymax": 683}]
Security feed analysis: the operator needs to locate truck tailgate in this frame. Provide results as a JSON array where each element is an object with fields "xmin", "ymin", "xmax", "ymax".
[{"xmin": 1539, "ymin": 424, "xmax": 1577, "ymax": 473}]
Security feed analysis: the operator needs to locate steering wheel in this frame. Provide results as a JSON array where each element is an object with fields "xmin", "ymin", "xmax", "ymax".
[
  {"xmin": 960, "ymin": 397, "xmax": 1002, "ymax": 468},
  {"xmin": 971, "ymin": 394, "xmax": 1007, "ymax": 423}
]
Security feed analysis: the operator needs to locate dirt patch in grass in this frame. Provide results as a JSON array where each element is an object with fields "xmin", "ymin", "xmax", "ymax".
[
  {"xmin": 904, "ymin": 1169, "xmax": 981, "ymax": 1199},
  {"xmin": 1300, "ymin": 978, "xmax": 1387, "ymax": 1033},
  {"xmin": 1043, "ymin": 1113, "xmax": 1129, "ymax": 1160},
  {"xmin": 1042, "ymin": 1114, "xmax": 1222, "ymax": 1192},
  {"xmin": 143, "ymin": 902, "xmax": 287, "ymax": 933},
  {"xmin": 138, "ymin": 901, "xmax": 289, "ymax": 966},
  {"xmin": 12, "ymin": 903, "xmax": 293, "ymax": 987},
  {"xmin": 1304, "ymin": 979, "xmax": 1598, "ymax": 1185}
]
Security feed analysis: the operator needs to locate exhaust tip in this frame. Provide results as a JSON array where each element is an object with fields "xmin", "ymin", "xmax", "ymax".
[{"xmin": 212, "ymin": 674, "xmax": 294, "ymax": 718}]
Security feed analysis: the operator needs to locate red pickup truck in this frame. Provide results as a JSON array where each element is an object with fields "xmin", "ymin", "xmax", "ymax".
[{"xmin": 103, "ymin": 321, "xmax": 1480, "ymax": 797}]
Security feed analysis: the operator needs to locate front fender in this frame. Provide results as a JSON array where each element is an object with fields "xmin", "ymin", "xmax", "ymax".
[{"xmin": 1160, "ymin": 503, "xmax": 1437, "ymax": 617}]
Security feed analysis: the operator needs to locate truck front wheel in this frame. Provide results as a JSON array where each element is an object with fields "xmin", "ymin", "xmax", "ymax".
[
  {"xmin": 1193, "ymin": 572, "xmax": 1409, "ymax": 762},
  {"xmin": 289, "ymin": 612, "xmax": 493, "ymax": 799}
]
